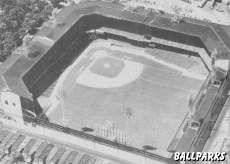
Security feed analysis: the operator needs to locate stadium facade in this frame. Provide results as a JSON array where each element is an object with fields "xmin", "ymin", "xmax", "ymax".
[{"xmin": 0, "ymin": 1, "xmax": 230, "ymax": 163}]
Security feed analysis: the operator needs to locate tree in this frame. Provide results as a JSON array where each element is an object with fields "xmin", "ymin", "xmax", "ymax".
[
  {"xmin": 42, "ymin": 7, "xmax": 59, "ymax": 29},
  {"xmin": 22, "ymin": 33, "xmax": 32, "ymax": 47},
  {"xmin": 13, "ymin": 34, "xmax": 31, "ymax": 57},
  {"xmin": 42, "ymin": 16, "xmax": 58, "ymax": 28},
  {"xmin": 0, "ymin": 0, "xmax": 53, "ymax": 61},
  {"xmin": 50, "ymin": 0, "xmax": 65, "ymax": 8}
]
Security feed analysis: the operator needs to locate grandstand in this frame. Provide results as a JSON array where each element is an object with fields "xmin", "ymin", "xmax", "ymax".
[{"xmin": 0, "ymin": 1, "xmax": 229, "ymax": 164}]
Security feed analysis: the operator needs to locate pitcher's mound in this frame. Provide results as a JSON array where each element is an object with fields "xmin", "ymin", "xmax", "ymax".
[
  {"xmin": 90, "ymin": 57, "xmax": 125, "ymax": 78},
  {"xmin": 104, "ymin": 63, "xmax": 110, "ymax": 68}
]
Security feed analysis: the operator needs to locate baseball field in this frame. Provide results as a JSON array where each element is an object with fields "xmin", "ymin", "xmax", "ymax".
[{"xmin": 46, "ymin": 40, "xmax": 206, "ymax": 157}]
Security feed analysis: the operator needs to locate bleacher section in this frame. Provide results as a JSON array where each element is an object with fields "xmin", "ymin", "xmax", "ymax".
[
  {"xmin": 0, "ymin": 128, "xmax": 121, "ymax": 164},
  {"xmin": 145, "ymin": 48, "xmax": 208, "ymax": 76}
]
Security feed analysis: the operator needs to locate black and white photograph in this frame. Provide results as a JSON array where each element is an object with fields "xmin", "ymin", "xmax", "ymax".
[{"xmin": 0, "ymin": 0, "xmax": 229, "ymax": 163}]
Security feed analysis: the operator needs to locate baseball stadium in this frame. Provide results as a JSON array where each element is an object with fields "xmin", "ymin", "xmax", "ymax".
[{"xmin": 0, "ymin": 1, "xmax": 230, "ymax": 164}]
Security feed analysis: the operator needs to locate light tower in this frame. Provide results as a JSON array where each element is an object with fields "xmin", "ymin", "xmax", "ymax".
[
  {"xmin": 187, "ymin": 92, "xmax": 194, "ymax": 108},
  {"xmin": 171, "ymin": 6, "xmax": 183, "ymax": 24},
  {"xmin": 58, "ymin": 87, "xmax": 69, "ymax": 127},
  {"xmin": 187, "ymin": 92, "xmax": 194, "ymax": 127},
  {"xmin": 121, "ymin": 104, "xmax": 133, "ymax": 145},
  {"xmin": 211, "ymin": 48, "xmax": 217, "ymax": 67},
  {"xmin": 187, "ymin": 108, "xmax": 193, "ymax": 127}
]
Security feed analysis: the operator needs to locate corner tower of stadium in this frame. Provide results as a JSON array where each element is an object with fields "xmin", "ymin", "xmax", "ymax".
[{"xmin": 0, "ymin": 1, "xmax": 230, "ymax": 164}]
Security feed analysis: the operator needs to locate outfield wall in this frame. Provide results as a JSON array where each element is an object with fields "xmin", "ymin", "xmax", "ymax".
[
  {"xmin": 96, "ymin": 15, "xmax": 204, "ymax": 48},
  {"xmin": 102, "ymin": 31, "xmax": 201, "ymax": 57}
]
